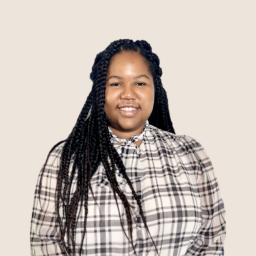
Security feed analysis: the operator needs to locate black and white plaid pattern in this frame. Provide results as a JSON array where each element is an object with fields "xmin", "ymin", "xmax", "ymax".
[{"xmin": 30, "ymin": 121, "xmax": 226, "ymax": 256}]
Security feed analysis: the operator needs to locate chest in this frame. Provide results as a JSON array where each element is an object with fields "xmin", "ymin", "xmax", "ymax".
[{"xmin": 65, "ymin": 141, "xmax": 202, "ymax": 255}]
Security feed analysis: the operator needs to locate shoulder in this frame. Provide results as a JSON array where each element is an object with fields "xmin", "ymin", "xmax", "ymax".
[
  {"xmin": 146, "ymin": 123, "xmax": 201, "ymax": 147},
  {"xmin": 146, "ymin": 123, "xmax": 183, "ymax": 142},
  {"xmin": 146, "ymin": 124, "xmax": 208, "ymax": 161},
  {"xmin": 147, "ymin": 126, "xmax": 214, "ymax": 178},
  {"xmin": 44, "ymin": 141, "xmax": 66, "ymax": 170}
]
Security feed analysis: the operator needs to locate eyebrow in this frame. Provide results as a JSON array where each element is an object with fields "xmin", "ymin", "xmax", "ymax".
[{"xmin": 106, "ymin": 74, "xmax": 150, "ymax": 82}]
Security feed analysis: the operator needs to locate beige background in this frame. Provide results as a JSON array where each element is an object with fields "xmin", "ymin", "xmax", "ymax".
[{"xmin": 1, "ymin": 1, "xmax": 255, "ymax": 255}]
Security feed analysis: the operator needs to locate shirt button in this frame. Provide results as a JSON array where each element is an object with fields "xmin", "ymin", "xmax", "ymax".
[{"xmin": 137, "ymin": 226, "xmax": 141, "ymax": 230}]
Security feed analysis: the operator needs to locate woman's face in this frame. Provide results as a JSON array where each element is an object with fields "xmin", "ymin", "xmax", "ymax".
[{"xmin": 104, "ymin": 51, "xmax": 155, "ymax": 139}]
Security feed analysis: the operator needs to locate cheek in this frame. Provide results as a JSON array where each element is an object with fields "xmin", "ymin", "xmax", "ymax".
[
  {"xmin": 105, "ymin": 88, "xmax": 113, "ymax": 107},
  {"xmin": 104, "ymin": 99, "xmax": 113, "ymax": 121},
  {"xmin": 146, "ymin": 90, "xmax": 155, "ymax": 114},
  {"xmin": 104, "ymin": 88, "xmax": 118, "ymax": 113},
  {"xmin": 140, "ymin": 88, "xmax": 155, "ymax": 107}
]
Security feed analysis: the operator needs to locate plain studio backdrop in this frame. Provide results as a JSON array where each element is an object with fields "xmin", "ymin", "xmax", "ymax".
[{"xmin": 0, "ymin": 1, "xmax": 255, "ymax": 255}]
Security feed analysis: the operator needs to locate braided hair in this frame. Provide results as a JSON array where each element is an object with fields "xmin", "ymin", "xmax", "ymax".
[{"xmin": 39, "ymin": 39, "xmax": 175, "ymax": 255}]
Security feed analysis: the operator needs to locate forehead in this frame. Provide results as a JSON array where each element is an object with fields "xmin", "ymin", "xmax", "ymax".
[{"xmin": 108, "ymin": 51, "xmax": 150, "ymax": 73}]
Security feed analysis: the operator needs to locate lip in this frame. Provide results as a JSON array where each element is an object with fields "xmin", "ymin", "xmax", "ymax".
[
  {"xmin": 118, "ymin": 105, "xmax": 139, "ymax": 108},
  {"xmin": 118, "ymin": 107, "xmax": 139, "ymax": 117}
]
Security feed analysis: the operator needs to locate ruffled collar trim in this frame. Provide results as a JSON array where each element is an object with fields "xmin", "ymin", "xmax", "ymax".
[{"xmin": 108, "ymin": 120, "xmax": 149, "ymax": 144}]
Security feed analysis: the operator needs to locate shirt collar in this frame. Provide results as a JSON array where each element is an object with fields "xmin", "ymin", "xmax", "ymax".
[{"xmin": 108, "ymin": 120, "xmax": 149, "ymax": 144}]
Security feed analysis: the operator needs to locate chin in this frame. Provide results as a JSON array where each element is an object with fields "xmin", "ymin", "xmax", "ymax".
[{"xmin": 118, "ymin": 120, "xmax": 143, "ymax": 131}]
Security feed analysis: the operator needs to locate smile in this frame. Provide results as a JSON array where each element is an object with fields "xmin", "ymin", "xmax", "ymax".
[
  {"xmin": 119, "ymin": 107, "xmax": 138, "ymax": 111},
  {"xmin": 118, "ymin": 107, "xmax": 139, "ymax": 117}
]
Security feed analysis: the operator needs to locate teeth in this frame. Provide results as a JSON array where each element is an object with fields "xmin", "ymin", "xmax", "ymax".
[{"xmin": 120, "ymin": 107, "xmax": 137, "ymax": 111}]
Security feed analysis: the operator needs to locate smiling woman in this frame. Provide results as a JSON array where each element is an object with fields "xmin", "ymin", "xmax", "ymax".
[{"xmin": 30, "ymin": 39, "xmax": 226, "ymax": 256}]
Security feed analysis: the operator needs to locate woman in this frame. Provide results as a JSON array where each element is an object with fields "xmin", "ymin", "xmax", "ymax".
[{"xmin": 30, "ymin": 39, "xmax": 226, "ymax": 256}]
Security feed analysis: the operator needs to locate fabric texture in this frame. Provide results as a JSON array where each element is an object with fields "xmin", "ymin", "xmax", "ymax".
[{"xmin": 30, "ymin": 120, "xmax": 226, "ymax": 256}]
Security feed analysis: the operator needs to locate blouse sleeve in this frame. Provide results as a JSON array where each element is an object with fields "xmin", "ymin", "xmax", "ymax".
[
  {"xmin": 30, "ymin": 144, "xmax": 68, "ymax": 256},
  {"xmin": 183, "ymin": 136, "xmax": 226, "ymax": 256}
]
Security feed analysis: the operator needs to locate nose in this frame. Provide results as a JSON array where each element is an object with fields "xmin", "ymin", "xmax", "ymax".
[{"xmin": 120, "ymin": 84, "xmax": 136, "ymax": 100}]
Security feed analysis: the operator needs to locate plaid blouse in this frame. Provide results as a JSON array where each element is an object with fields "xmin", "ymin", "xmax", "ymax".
[{"xmin": 30, "ymin": 120, "xmax": 226, "ymax": 256}]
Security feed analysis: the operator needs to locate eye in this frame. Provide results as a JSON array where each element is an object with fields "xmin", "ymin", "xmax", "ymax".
[
  {"xmin": 136, "ymin": 82, "xmax": 146, "ymax": 86},
  {"xmin": 110, "ymin": 83, "xmax": 121, "ymax": 86}
]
